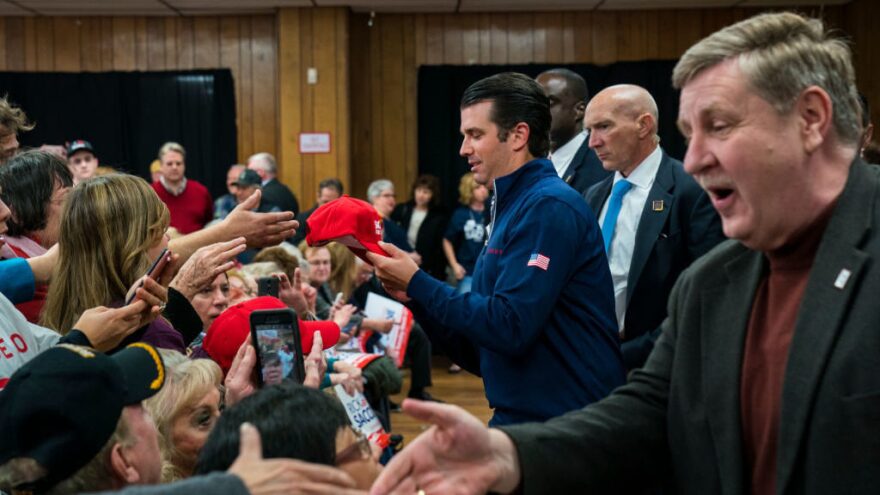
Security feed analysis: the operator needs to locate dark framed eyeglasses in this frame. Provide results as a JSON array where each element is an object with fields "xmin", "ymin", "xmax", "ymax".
[{"xmin": 334, "ymin": 429, "xmax": 372, "ymax": 466}]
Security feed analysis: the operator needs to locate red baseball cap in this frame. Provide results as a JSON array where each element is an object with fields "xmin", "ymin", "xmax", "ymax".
[
  {"xmin": 305, "ymin": 195, "xmax": 389, "ymax": 264},
  {"xmin": 203, "ymin": 296, "xmax": 340, "ymax": 374}
]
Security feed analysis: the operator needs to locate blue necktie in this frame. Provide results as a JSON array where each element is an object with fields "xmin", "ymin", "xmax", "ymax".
[{"xmin": 602, "ymin": 179, "xmax": 633, "ymax": 255}]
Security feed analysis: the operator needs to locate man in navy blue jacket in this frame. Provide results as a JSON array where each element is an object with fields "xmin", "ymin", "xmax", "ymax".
[{"xmin": 369, "ymin": 72, "xmax": 625, "ymax": 426}]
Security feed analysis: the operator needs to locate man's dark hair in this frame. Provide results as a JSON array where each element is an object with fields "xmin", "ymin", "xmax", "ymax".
[
  {"xmin": 194, "ymin": 383, "xmax": 350, "ymax": 473},
  {"xmin": 539, "ymin": 68, "xmax": 589, "ymax": 103},
  {"xmin": 318, "ymin": 178, "xmax": 344, "ymax": 195},
  {"xmin": 461, "ymin": 72, "xmax": 551, "ymax": 158},
  {"xmin": 0, "ymin": 150, "xmax": 73, "ymax": 237}
]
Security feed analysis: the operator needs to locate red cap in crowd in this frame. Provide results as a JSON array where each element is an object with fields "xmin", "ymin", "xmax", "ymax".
[
  {"xmin": 203, "ymin": 296, "xmax": 340, "ymax": 374},
  {"xmin": 305, "ymin": 195, "xmax": 389, "ymax": 264}
]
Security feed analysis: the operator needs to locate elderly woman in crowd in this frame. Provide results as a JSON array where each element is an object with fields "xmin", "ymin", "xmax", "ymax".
[{"xmin": 145, "ymin": 350, "xmax": 224, "ymax": 482}]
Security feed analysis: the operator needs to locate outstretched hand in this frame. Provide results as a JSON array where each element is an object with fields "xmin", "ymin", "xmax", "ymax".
[
  {"xmin": 224, "ymin": 189, "xmax": 299, "ymax": 248},
  {"xmin": 170, "ymin": 237, "xmax": 247, "ymax": 299},
  {"xmin": 369, "ymin": 400, "xmax": 522, "ymax": 495}
]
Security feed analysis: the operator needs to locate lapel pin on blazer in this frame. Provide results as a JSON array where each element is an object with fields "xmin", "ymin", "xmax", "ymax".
[
  {"xmin": 833, "ymin": 268, "xmax": 852, "ymax": 290},
  {"xmin": 652, "ymin": 200, "xmax": 664, "ymax": 212}
]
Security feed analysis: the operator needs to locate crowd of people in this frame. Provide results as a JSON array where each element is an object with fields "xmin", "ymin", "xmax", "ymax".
[{"xmin": 0, "ymin": 9, "xmax": 878, "ymax": 495}]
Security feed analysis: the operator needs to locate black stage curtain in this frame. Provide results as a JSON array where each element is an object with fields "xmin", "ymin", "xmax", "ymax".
[
  {"xmin": 418, "ymin": 61, "xmax": 682, "ymax": 209},
  {"xmin": 0, "ymin": 70, "xmax": 236, "ymax": 199}
]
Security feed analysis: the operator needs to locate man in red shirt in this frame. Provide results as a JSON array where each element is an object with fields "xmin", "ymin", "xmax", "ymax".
[{"xmin": 151, "ymin": 141, "xmax": 213, "ymax": 234}]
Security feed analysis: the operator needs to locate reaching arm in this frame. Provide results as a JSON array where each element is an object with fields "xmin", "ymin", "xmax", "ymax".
[{"xmin": 169, "ymin": 189, "xmax": 297, "ymax": 264}]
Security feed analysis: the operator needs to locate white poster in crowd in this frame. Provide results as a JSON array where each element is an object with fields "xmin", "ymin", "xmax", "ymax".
[
  {"xmin": 363, "ymin": 292, "xmax": 413, "ymax": 367},
  {"xmin": 334, "ymin": 384, "xmax": 390, "ymax": 448}
]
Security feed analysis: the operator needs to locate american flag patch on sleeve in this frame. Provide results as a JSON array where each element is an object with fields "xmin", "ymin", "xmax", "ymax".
[{"xmin": 527, "ymin": 253, "xmax": 550, "ymax": 271}]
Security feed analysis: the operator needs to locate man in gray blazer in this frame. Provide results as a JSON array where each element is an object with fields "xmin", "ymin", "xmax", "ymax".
[{"xmin": 370, "ymin": 11, "xmax": 879, "ymax": 495}]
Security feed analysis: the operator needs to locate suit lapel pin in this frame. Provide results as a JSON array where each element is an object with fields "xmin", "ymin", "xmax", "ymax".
[
  {"xmin": 833, "ymin": 268, "xmax": 851, "ymax": 290},
  {"xmin": 652, "ymin": 200, "xmax": 664, "ymax": 212}
]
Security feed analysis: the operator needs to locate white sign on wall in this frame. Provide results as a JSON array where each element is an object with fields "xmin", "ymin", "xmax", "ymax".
[{"xmin": 299, "ymin": 132, "xmax": 331, "ymax": 154}]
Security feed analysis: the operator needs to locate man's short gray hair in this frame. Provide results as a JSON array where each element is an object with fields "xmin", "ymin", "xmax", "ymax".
[
  {"xmin": 367, "ymin": 179, "xmax": 394, "ymax": 202},
  {"xmin": 672, "ymin": 11, "xmax": 861, "ymax": 145},
  {"xmin": 158, "ymin": 141, "xmax": 186, "ymax": 160},
  {"xmin": 248, "ymin": 152, "xmax": 277, "ymax": 175}
]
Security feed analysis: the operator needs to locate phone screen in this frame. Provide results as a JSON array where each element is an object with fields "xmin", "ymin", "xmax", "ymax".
[{"xmin": 253, "ymin": 323, "xmax": 303, "ymax": 385}]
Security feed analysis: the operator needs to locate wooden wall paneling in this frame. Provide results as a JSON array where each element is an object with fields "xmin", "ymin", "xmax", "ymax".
[
  {"xmin": 443, "ymin": 14, "xmax": 464, "ymax": 65},
  {"xmin": 0, "ymin": 19, "xmax": 5, "ymax": 71},
  {"xmin": 425, "ymin": 14, "xmax": 444, "ymax": 65},
  {"xmin": 111, "ymin": 18, "xmax": 135, "ymax": 71},
  {"xmin": 277, "ymin": 8, "xmax": 303, "ymax": 197},
  {"xmin": 309, "ymin": 8, "xmax": 340, "ymax": 200},
  {"xmin": 654, "ymin": 10, "xmax": 679, "ymax": 59},
  {"xmin": 22, "ymin": 18, "xmax": 37, "ymax": 71},
  {"xmin": 380, "ymin": 15, "xmax": 408, "ymax": 192},
  {"xmin": 489, "ymin": 14, "xmax": 509, "ymax": 64},
  {"xmin": 80, "ymin": 19, "xmax": 104, "ymax": 72},
  {"xmin": 507, "ymin": 13, "xmax": 533, "ymax": 64},
  {"xmin": 194, "ymin": 17, "xmax": 220, "ymax": 68},
  {"xmin": 673, "ymin": 10, "xmax": 703, "ymax": 57},
  {"xmin": 541, "ymin": 12, "xmax": 564, "ymax": 63},
  {"xmin": 414, "ymin": 14, "xmax": 427, "ymax": 66},
  {"xmin": 250, "ymin": 15, "xmax": 277, "ymax": 162},
  {"xmin": 477, "ymin": 13, "xmax": 491, "ymax": 64},
  {"xmin": 617, "ymin": 10, "xmax": 647, "ymax": 62},
  {"xmin": 145, "ymin": 18, "xmax": 165, "ymax": 71},
  {"xmin": 562, "ymin": 12, "xmax": 576, "ymax": 62},
  {"xmin": 299, "ymin": 10, "xmax": 315, "ymax": 197},
  {"xmin": 163, "ymin": 18, "xmax": 178, "ymax": 70},
  {"xmin": 219, "ymin": 16, "xmax": 241, "ymax": 161},
  {"xmin": 402, "ymin": 15, "xmax": 418, "ymax": 187},
  {"xmin": 134, "ymin": 17, "xmax": 148, "ymax": 68},
  {"xmin": 236, "ymin": 17, "xmax": 254, "ymax": 160},
  {"xmin": 572, "ymin": 12, "xmax": 592, "ymax": 62},
  {"xmin": 531, "ymin": 13, "xmax": 547, "ymax": 63},
  {"xmin": 461, "ymin": 14, "xmax": 479, "ymax": 65},
  {"xmin": 176, "ymin": 17, "xmax": 195, "ymax": 69},
  {"xmin": 35, "ymin": 18, "xmax": 54, "ymax": 71},
  {"xmin": 333, "ymin": 8, "xmax": 351, "ymax": 198},
  {"xmin": 368, "ymin": 17, "xmax": 385, "ymax": 188},
  {"xmin": 5, "ymin": 18, "xmax": 24, "ymax": 71},
  {"xmin": 53, "ymin": 18, "xmax": 80, "ymax": 71},
  {"xmin": 591, "ymin": 11, "xmax": 617, "ymax": 64},
  {"xmin": 349, "ymin": 14, "xmax": 372, "ymax": 199}
]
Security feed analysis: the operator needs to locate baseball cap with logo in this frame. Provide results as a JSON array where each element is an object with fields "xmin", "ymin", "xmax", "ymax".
[
  {"xmin": 305, "ymin": 195, "xmax": 389, "ymax": 264},
  {"xmin": 232, "ymin": 169, "xmax": 263, "ymax": 188},
  {"xmin": 203, "ymin": 296, "xmax": 340, "ymax": 374},
  {"xmin": 66, "ymin": 139, "xmax": 95, "ymax": 157},
  {"xmin": 0, "ymin": 343, "xmax": 165, "ymax": 492}
]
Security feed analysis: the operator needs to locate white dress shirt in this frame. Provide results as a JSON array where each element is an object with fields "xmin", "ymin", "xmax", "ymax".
[
  {"xmin": 550, "ymin": 131, "xmax": 587, "ymax": 179},
  {"xmin": 598, "ymin": 146, "xmax": 663, "ymax": 336}
]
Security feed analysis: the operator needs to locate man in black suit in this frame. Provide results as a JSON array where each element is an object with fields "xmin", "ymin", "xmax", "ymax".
[
  {"xmin": 536, "ymin": 68, "xmax": 610, "ymax": 194},
  {"xmin": 247, "ymin": 152, "xmax": 300, "ymax": 215},
  {"xmin": 583, "ymin": 84, "xmax": 725, "ymax": 369},
  {"xmin": 371, "ymin": 12, "xmax": 880, "ymax": 495}
]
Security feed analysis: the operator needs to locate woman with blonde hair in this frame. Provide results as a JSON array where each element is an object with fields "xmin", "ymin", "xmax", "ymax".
[
  {"xmin": 325, "ymin": 241, "xmax": 358, "ymax": 300},
  {"xmin": 442, "ymin": 172, "xmax": 488, "ymax": 295},
  {"xmin": 145, "ymin": 349, "xmax": 224, "ymax": 482},
  {"xmin": 41, "ymin": 173, "xmax": 184, "ymax": 351}
]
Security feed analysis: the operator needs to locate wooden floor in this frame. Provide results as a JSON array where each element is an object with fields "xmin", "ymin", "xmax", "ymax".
[{"xmin": 388, "ymin": 356, "xmax": 493, "ymax": 445}]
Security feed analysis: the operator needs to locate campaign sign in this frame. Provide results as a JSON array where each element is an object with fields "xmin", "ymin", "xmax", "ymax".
[
  {"xmin": 363, "ymin": 292, "xmax": 413, "ymax": 367},
  {"xmin": 334, "ymin": 384, "xmax": 390, "ymax": 448}
]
